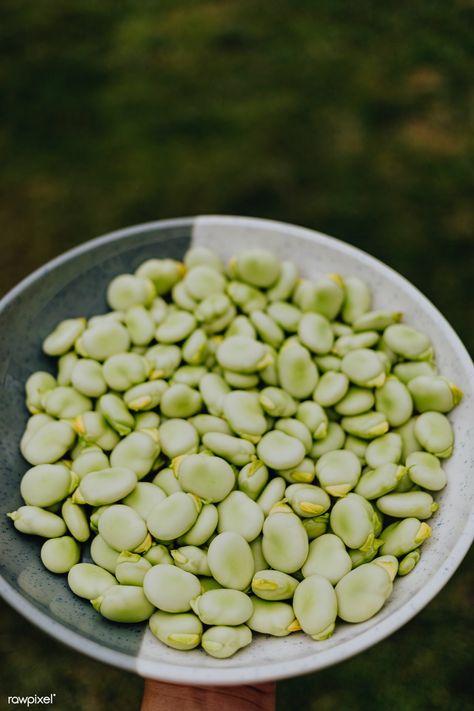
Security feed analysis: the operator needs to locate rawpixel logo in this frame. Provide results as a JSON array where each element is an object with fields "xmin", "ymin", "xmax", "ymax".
[{"xmin": 7, "ymin": 694, "xmax": 56, "ymax": 706}]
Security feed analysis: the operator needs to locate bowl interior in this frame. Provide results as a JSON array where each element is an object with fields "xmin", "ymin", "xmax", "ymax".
[{"xmin": 1, "ymin": 215, "xmax": 473, "ymax": 685}]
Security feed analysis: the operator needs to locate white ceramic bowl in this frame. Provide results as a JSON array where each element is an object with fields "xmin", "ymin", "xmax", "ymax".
[{"xmin": 1, "ymin": 215, "xmax": 473, "ymax": 685}]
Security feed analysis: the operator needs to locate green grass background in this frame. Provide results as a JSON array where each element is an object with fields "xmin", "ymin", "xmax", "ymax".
[{"xmin": 1, "ymin": 1, "xmax": 473, "ymax": 709}]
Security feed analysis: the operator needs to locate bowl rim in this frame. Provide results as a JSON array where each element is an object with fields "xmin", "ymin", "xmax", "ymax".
[{"xmin": 1, "ymin": 214, "xmax": 473, "ymax": 685}]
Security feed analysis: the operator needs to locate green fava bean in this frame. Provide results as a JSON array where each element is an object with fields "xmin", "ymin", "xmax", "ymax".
[
  {"xmin": 414, "ymin": 412, "xmax": 454, "ymax": 458},
  {"xmin": 199, "ymin": 373, "xmax": 231, "ymax": 416},
  {"xmin": 155, "ymin": 310, "xmax": 196, "ymax": 344},
  {"xmin": 314, "ymin": 354, "xmax": 343, "ymax": 373},
  {"xmin": 259, "ymin": 387, "xmax": 297, "ymax": 418},
  {"xmin": 262, "ymin": 507, "xmax": 309, "ymax": 574},
  {"xmin": 21, "ymin": 464, "xmax": 79, "ymax": 507},
  {"xmin": 348, "ymin": 538, "xmax": 383, "ymax": 568},
  {"xmin": 298, "ymin": 312, "xmax": 334, "ymax": 355},
  {"xmin": 41, "ymin": 536, "xmax": 81, "ymax": 573},
  {"xmin": 256, "ymin": 477, "xmax": 286, "ymax": 515},
  {"xmin": 376, "ymin": 491, "xmax": 438, "ymax": 519},
  {"xmin": 394, "ymin": 417, "xmax": 422, "ymax": 460},
  {"xmin": 250, "ymin": 536, "xmax": 268, "ymax": 573},
  {"xmin": 408, "ymin": 375, "xmax": 462, "ymax": 414},
  {"xmin": 183, "ymin": 265, "xmax": 227, "ymax": 300},
  {"xmin": 267, "ymin": 260, "xmax": 299, "ymax": 301},
  {"xmin": 7, "ymin": 506, "xmax": 66, "ymax": 538},
  {"xmin": 122, "ymin": 482, "xmax": 167, "ymax": 519},
  {"xmin": 267, "ymin": 301, "xmax": 302, "ymax": 333},
  {"xmin": 335, "ymin": 559, "xmax": 393, "ymax": 623},
  {"xmin": 230, "ymin": 248, "xmax": 280, "ymax": 288},
  {"xmin": 217, "ymin": 491, "xmax": 265, "ymax": 541},
  {"xmin": 160, "ymin": 384, "xmax": 202, "ymax": 418},
  {"xmin": 365, "ymin": 432, "xmax": 402, "ymax": 469},
  {"xmin": 341, "ymin": 412, "xmax": 389, "ymax": 440},
  {"xmin": 43, "ymin": 318, "xmax": 86, "ymax": 356},
  {"xmin": 99, "ymin": 504, "xmax": 151, "ymax": 553},
  {"xmin": 277, "ymin": 341, "xmax": 318, "ymax": 399},
  {"xmin": 313, "ymin": 371, "xmax": 349, "ymax": 407},
  {"xmin": 398, "ymin": 549, "xmax": 421, "ymax": 576},
  {"xmin": 144, "ymin": 564, "xmax": 201, "ymax": 612},
  {"xmin": 380, "ymin": 517, "xmax": 431, "ymax": 556},
  {"xmin": 207, "ymin": 532, "xmax": 254, "ymax": 590},
  {"xmin": 202, "ymin": 432, "xmax": 256, "ymax": 466},
  {"xmin": 124, "ymin": 305, "xmax": 156, "ymax": 346},
  {"xmin": 92, "ymin": 585, "xmax": 155, "ymax": 622},
  {"xmin": 61, "ymin": 498, "xmax": 90, "ymax": 542},
  {"xmin": 73, "ymin": 467, "xmax": 137, "ymax": 506},
  {"xmin": 315, "ymin": 450, "xmax": 361, "ymax": 497},
  {"xmin": 182, "ymin": 328, "xmax": 209, "ymax": 365},
  {"xmin": 21, "ymin": 420, "xmax": 76, "ymax": 465},
  {"xmin": 42, "ymin": 386, "xmax": 92, "ymax": 419},
  {"xmin": 341, "ymin": 348, "xmax": 386, "ymax": 388},
  {"xmin": 72, "ymin": 446, "xmax": 109, "ymax": 478},
  {"xmin": 275, "ymin": 418, "xmax": 312, "ymax": 454},
  {"xmin": 217, "ymin": 336, "xmax": 270, "ymax": 374},
  {"xmin": 71, "ymin": 359, "xmax": 107, "ymax": 398},
  {"xmin": 330, "ymin": 493, "xmax": 375, "ymax": 551},
  {"xmin": 191, "ymin": 589, "xmax": 253, "ymax": 626},
  {"xmin": 185, "ymin": 247, "xmax": 224, "ymax": 272},
  {"xmin": 57, "ymin": 352, "xmax": 79, "ymax": 386},
  {"xmin": 279, "ymin": 457, "xmax": 315, "ymax": 484},
  {"xmin": 68, "ymin": 562, "xmax": 117, "ymax": 599},
  {"xmin": 159, "ymin": 419, "xmax": 199, "ymax": 459},
  {"xmin": 285, "ymin": 483, "xmax": 330, "ymax": 517},
  {"xmin": 344, "ymin": 435, "xmax": 368, "ymax": 462},
  {"xmin": 296, "ymin": 401, "xmax": 328, "ymax": 439},
  {"xmin": 384, "ymin": 324, "xmax": 433, "ymax": 361},
  {"xmin": 150, "ymin": 611, "xmax": 203, "ymax": 651},
  {"xmin": 301, "ymin": 535, "xmax": 351, "ymax": 584},
  {"xmin": 302, "ymin": 513, "xmax": 330, "ymax": 540},
  {"xmin": 352, "ymin": 310, "xmax": 403, "ymax": 332},
  {"xmin": 249, "ymin": 310, "xmax": 284, "ymax": 348},
  {"xmin": 110, "ymin": 430, "xmax": 160, "ymax": 479},
  {"xmin": 90, "ymin": 535, "xmax": 121, "ymax": 573},
  {"xmin": 223, "ymin": 390, "xmax": 267, "ymax": 442},
  {"xmin": 78, "ymin": 321, "xmax": 130, "ymax": 361},
  {"xmin": 201, "ymin": 625, "xmax": 252, "ymax": 659},
  {"xmin": 167, "ymin": 281, "xmax": 196, "ymax": 313},
  {"xmin": 252, "ymin": 570, "xmax": 298, "ymax": 601},
  {"xmin": 293, "ymin": 574, "xmax": 338, "ymax": 639},
  {"xmin": 107, "ymin": 274, "xmax": 155, "ymax": 311},
  {"xmin": 146, "ymin": 344, "xmax": 181, "ymax": 379},
  {"xmin": 238, "ymin": 460, "xmax": 269, "ymax": 500},
  {"xmin": 152, "ymin": 467, "xmax": 183, "ymax": 496},
  {"xmin": 136, "ymin": 258, "xmax": 184, "ymax": 295},
  {"xmin": 374, "ymin": 376, "xmax": 413, "ymax": 427},
  {"xmin": 334, "ymin": 387, "xmax": 374, "ymax": 417},
  {"xmin": 392, "ymin": 361, "xmax": 438, "ymax": 384},
  {"xmin": 341, "ymin": 276, "xmax": 372, "ymax": 324},
  {"xmin": 171, "ymin": 546, "xmax": 211, "ymax": 576},
  {"xmin": 355, "ymin": 463, "xmax": 407, "ymax": 500},
  {"xmin": 311, "ymin": 422, "xmax": 346, "ymax": 457},
  {"xmin": 26, "ymin": 372, "xmax": 57, "ymax": 414},
  {"xmin": 75, "ymin": 412, "xmax": 119, "ymax": 451},
  {"xmin": 115, "ymin": 551, "xmax": 152, "ymax": 586},
  {"xmin": 189, "ymin": 414, "xmax": 231, "ymax": 437},
  {"xmin": 406, "ymin": 451, "xmax": 447, "ymax": 491},
  {"xmin": 124, "ymin": 380, "xmax": 168, "ymax": 411},
  {"xmin": 257, "ymin": 430, "xmax": 305, "ymax": 470},
  {"xmin": 147, "ymin": 492, "xmax": 200, "ymax": 541},
  {"xmin": 247, "ymin": 597, "xmax": 298, "ymax": 637},
  {"xmin": 103, "ymin": 353, "xmax": 149, "ymax": 392},
  {"xmin": 333, "ymin": 331, "xmax": 380, "ymax": 357},
  {"xmin": 97, "ymin": 394, "xmax": 135, "ymax": 436},
  {"xmin": 144, "ymin": 544, "xmax": 174, "ymax": 566},
  {"xmin": 294, "ymin": 275, "xmax": 344, "ymax": 321},
  {"xmin": 178, "ymin": 504, "xmax": 219, "ymax": 546},
  {"xmin": 175, "ymin": 454, "xmax": 235, "ymax": 502}
]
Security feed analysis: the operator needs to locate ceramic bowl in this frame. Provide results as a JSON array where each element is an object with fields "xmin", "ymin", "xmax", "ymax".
[{"xmin": 1, "ymin": 216, "xmax": 473, "ymax": 685}]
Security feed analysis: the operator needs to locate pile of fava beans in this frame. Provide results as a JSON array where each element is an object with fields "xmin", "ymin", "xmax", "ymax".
[{"xmin": 8, "ymin": 247, "xmax": 461, "ymax": 659}]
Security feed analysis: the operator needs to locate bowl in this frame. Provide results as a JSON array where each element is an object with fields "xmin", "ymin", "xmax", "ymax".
[{"xmin": 1, "ymin": 215, "xmax": 473, "ymax": 685}]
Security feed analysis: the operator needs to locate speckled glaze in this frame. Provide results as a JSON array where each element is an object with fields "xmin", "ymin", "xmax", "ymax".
[{"xmin": 1, "ymin": 216, "xmax": 473, "ymax": 685}]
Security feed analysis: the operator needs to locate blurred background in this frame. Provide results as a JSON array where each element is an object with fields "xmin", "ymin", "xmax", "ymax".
[{"xmin": 1, "ymin": 1, "xmax": 472, "ymax": 709}]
